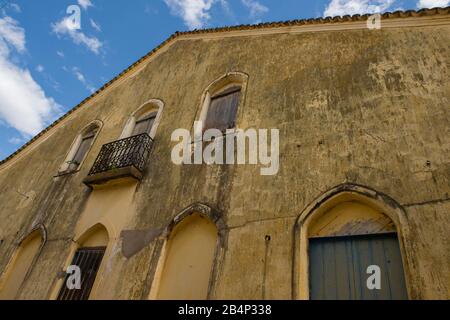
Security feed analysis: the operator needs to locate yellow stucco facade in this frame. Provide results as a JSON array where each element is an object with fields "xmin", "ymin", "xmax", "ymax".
[{"xmin": 0, "ymin": 8, "xmax": 449, "ymax": 300}]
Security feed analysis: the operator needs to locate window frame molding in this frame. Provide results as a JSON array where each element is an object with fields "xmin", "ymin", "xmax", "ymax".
[
  {"xmin": 57, "ymin": 120, "xmax": 103, "ymax": 175},
  {"xmin": 119, "ymin": 99, "xmax": 164, "ymax": 140},
  {"xmin": 147, "ymin": 203, "xmax": 227, "ymax": 300},
  {"xmin": 292, "ymin": 184, "xmax": 415, "ymax": 300},
  {"xmin": 195, "ymin": 72, "xmax": 249, "ymax": 138}
]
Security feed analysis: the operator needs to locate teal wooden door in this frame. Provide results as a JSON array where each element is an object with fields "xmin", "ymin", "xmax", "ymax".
[{"xmin": 309, "ymin": 233, "xmax": 408, "ymax": 300}]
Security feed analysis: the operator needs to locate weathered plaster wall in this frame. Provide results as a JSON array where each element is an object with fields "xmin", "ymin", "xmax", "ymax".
[{"xmin": 0, "ymin": 22, "xmax": 449, "ymax": 300}]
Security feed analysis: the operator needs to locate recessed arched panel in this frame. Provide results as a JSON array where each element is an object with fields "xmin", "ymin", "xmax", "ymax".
[
  {"xmin": 77, "ymin": 224, "xmax": 109, "ymax": 248},
  {"xmin": 0, "ymin": 230, "xmax": 44, "ymax": 300},
  {"xmin": 309, "ymin": 201, "xmax": 396, "ymax": 238},
  {"xmin": 156, "ymin": 213, "xmax": 219, "ymax": 300}
]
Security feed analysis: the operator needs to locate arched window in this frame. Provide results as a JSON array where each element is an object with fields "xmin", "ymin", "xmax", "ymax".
[
  {"xmin": 0, "ymin": 228, "xmax": 44, "ymax": 300},
  {"xmin": 59, "ymin": 120, "xmax": 102, "ymax": 174},
  {"xmin": 57, "ymin": 224, "xmax": 108, "ymax": 300},
  {"xmin": 198, "ymin": 72, "xmax": 248, "ymax": 132},
  {"xmin": 120, "ymin": 99, "xmax": 164, "ymax": 140},
  {"xmin": 295, "ymin": 186, "xmax": 410, "ymax": 300},
  {"xmin": 153, "ymin": 213, "xmax": 219, "ymax": 300},
  {"xmin": 132, "ymin": 112, "xmax": 157, "ymax": 136}
]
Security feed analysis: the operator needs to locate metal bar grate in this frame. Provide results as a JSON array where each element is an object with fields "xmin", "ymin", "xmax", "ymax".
[{"xmin": 57, "ymin": 247, "xmax": 106, "ymax": 300}]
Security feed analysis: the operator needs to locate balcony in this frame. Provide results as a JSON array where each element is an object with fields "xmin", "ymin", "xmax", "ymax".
[{"xmin": 83, "ymin": 133, "xmax": 153, "ymax": 187}]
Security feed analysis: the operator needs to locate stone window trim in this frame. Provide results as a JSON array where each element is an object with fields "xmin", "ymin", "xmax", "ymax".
[
  {"xmin": 119, "ymin": 99, "xmax": 164, "ymax": 140},
  {"xmin": 57, "ymin": 120, "xmax": 103, "ymax": 176},
  {"xmin": 292, "ymin": 183, "xmax": 415, "ymax": 300}
]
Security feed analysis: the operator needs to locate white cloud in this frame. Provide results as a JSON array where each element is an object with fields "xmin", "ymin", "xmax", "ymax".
[
  {"xmin": 417, "ymin": 0, "xmax": 449, "ymax": 8},
  {"xmin": 219, "ymin": 0, "xmax": 233, "ymax": 15},
  {"xmin": 9, "ymin": 3, "xmax": 21, "ymax": 13},
  {"xmin": 145, "ymin": 4, "xmax": 159, "ymax": 15},
  {"xmin": 34, "ymin": 64, "xmax": 60, "ymax": 91},
  {"xmin": 0, "ymin": 3, "xmax": 21, "ymax": 14},
  {"xmin": 324, "ymin": 0, "xmax": 396, "ymax": 17},
  {"xmin": 78, "ymin": 0, "xmax": 93, "ymax": 10},
  {"xmin": 164, "ymin": 0, "xmax": 216, "ymax": 29},
  {"xmin": 0, "ymin": 16, "xmax": 61, "ymax": 137},
  {"xmin": 8, "ymin": 136, "xmax": 25, "ymax": 145},
  {"xmin": 0, "ymin": 16, "xmax": 25, "ymax": 54},
  {"xmin": 52, "ymin": 16, "xmax": 103, "ymax": 54},
  {"xmin": 90, "ymin": 18, "xmax": 101, "ymax": 32},
  {"xmin": 71, "ymin": 67, "xmax": 96, "ymax": 93},
  {"xmin": 56, "ymin": 50, "xmax": 64, "ymax": 58},
  {"xmin": 241, "ymin": 0, "xmax": 268, "ymax": 18},
  {"xmin": 35, "ymin": 64, "xmax": 44, "ymax": 73}
]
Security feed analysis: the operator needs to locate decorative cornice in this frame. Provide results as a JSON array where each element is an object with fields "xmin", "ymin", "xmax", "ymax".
[{"xmin": 1, "ymin": 7, "xmax": 449, "ymax": 169}]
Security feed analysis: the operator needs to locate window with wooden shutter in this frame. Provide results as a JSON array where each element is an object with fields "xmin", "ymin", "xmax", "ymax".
[
  {"xmin": 68, "ymin": 131, "xmax": 96, "ymax": 171},
  {"xmin": 205, "ymin": 87, "xmax": 241, "ymax": 131},
  {"xmin": 57, "ymin": 247, "xmax": 106, "ymax": 300},
  {"xmin": 132, "ymin": 112, "xmax": 156, "ymax": 136}
]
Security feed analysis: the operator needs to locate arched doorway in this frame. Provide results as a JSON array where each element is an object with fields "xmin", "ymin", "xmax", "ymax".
[{"xmin": 294, "ymin": 185, "xmax": 411, "ymax": 300}]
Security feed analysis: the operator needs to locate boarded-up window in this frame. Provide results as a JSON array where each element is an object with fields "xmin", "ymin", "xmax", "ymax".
[
  {"xmin": 68, "ymin": 130, "xmax": 96, "ymax": 171},
  {"xmin": 204, "ymin": 87, "xmax": 241, "ymax": 131},
  {"xmin": 132, "ymin": 112, "xmax": 156, "ymax": 136},
  {"xmin": 57, "ymin": 247, "xmax": 106, "ymax": 301}
]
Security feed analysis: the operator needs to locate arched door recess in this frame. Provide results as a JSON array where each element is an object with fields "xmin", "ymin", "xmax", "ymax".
[{"xmin": 294, "ymin": 184, "xmax": 412, "ymax": 300}]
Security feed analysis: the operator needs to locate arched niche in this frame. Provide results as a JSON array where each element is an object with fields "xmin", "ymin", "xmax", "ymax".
[
  {"xmin": 0, "ymin": 226, "xmax": 46, "ymax": 300},
  {"xmin": 149, "ymin": 203, "xmax": 226, "ymax": 300},
  {"xmin": 293, "ymin": 184, "xmax": 413, "ymax": 300}
]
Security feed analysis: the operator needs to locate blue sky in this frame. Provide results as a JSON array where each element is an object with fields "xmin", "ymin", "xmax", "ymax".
[{"xmin": 0, "ymin": 0, "xmax": 448, "ymax": 160}]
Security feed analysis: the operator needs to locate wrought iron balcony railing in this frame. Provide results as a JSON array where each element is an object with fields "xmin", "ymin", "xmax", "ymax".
[{"xmin": 84, "ymin": 133, "xmax": 153, "ymax": 186}]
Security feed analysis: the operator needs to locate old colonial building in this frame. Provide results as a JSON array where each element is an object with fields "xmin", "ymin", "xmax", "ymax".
[{"xmin": 0, "ymin": 8, "xmax": 449, "ymax": 300}]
